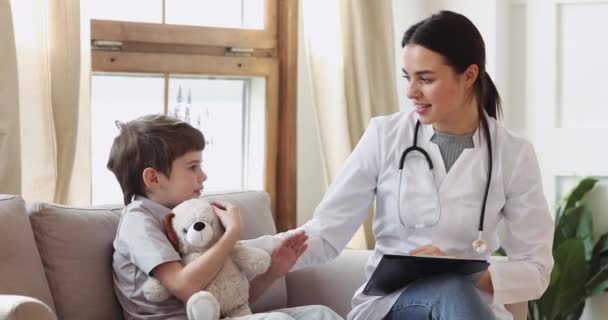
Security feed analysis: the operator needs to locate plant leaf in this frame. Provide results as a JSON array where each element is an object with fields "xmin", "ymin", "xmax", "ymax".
[
  {"xmin": 539, "ymin": 239, "xmax": 588, "ymax": 319},
  {"xmin": 577, "ymin": 207, "xmax": 594, "ymax": 261},
  {"xmin": 560, "ymin": 302, "xmax": 585, "ymax": 320},
  {"xmin": 556, "ymin": 177, "xmax": 597, "ymax": 222},
  {"xmin": 590, "ymin": 233, "xmax": 608, "ymax": 274},
  {"xmin": 492, "ymin": 247, "xmax": 507, "ymax": 257},
  {"xmin": 588, "ymin": 279, "xmax": 608, "ymax": 297},
  {"xmin": 550, "ymin": 262, "xmax": 561, "ymax": 287},
  {"xmin": 586, "ymin": 264, "xmax": 608, "ymax": 296},
  {"xmin": 527, "ymin": 300, "xmax": 540, "ymax": 320},
  {"xmin": 554, "ymin": 206, "xmax": 589, "ymax": 251}
]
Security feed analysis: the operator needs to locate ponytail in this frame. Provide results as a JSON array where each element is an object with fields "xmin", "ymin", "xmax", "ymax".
[{"xmin": 477, "ymin": 71, "xmax": 502, "ymax": 119}]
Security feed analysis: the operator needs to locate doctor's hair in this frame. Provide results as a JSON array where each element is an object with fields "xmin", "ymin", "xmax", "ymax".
[
  {"xmin": 107, "ymin": 114, "xmax": 206, "ymax": 205},
  {"xmin": 401, "ymin": 10, "xmax": 502, "ymax": 119}
]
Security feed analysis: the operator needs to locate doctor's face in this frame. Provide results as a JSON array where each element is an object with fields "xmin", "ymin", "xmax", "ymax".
[{"xmin": 402, "ymin": 44, "xmax": 477, "ymax": 133}]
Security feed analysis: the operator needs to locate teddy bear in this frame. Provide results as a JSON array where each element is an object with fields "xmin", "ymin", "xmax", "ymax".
[{"xmin": 142, "ymin": 198, "xmax": 272, "ymax": 320}]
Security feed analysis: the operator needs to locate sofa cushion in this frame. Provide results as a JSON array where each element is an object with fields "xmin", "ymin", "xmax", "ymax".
[
  {"xmin": 0, "ymin": 195, "xmax": 56, "ymax": 313},
  {"xmin": 202, "ymin": 191, "xmax": 287, "ymax": 312},
  {"xmin": 28, "ymin": 202, "xmax": 123, "ymax": 320}
]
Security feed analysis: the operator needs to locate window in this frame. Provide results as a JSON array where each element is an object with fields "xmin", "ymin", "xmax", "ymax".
[
  {"xmin": 166, "ymin": 76, "xmax": 266, "ymax": 192},
  {"xmin": 88, "ymin": 0, "xmax": 163, "ymax": 23},
  {"xmin": 91, "ymin": 74, "xmax": 164, "ymax": 205},
  {"xmin": 165, "ymin": 0, "xmax": 265, "ymax": 29},
  {"xmin": 89, "ymin": 0, "xmax": 265, "ymax": 29},
  {"xmin": 88, "ymin": 0, "xmax": 297, "ymax": 231}
]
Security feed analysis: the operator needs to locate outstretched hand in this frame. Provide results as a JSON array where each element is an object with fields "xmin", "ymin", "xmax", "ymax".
[{"xmin": 266, "ymin": 231, "xmax": 308, "ymax": 278}]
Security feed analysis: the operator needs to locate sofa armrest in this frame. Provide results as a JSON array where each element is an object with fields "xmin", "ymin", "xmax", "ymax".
[
  {"xmin": 0, "ymin": 295, "xmax": 56, "ymax": 320},
  {"xmin": 285, "ymin": 249, "xmax": 371, "ymax": 317}
]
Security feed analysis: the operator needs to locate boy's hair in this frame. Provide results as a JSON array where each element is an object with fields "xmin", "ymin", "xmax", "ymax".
[{"xmin": 107, "ymin": 114, "xmax": 206, "ymax": 205}]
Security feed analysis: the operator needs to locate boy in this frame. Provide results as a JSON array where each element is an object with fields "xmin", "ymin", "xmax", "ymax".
[{"xmin": 108, "ymin": 114, "xmax": 342, "ymax": 320}]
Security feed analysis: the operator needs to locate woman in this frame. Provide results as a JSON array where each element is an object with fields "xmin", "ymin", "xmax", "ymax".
[{"xmin": 246, "ymin": 10, "xmax": 553, "ymax": 320}]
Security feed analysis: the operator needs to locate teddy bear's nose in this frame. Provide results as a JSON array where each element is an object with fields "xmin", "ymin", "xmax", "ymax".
[{"xmin": 193, "ymin": 222, "xmax": 205, "ymax": 231}]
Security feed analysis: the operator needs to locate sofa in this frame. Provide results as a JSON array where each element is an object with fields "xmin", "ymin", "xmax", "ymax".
[{"xmin": 0, "ymin": 191, "xmax": 527, "ymax": 320}]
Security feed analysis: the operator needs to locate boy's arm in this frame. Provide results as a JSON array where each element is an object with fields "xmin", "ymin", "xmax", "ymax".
[
  {"xmin": 249, "ymin": 231, "xmax": 308, "ymax": 303},
  {"xmin": 151, "ymin": 229, "xmax": 239, "ymax": 302},
  {"xmin": 152, "ymin": 201, "xmax": 242, "ymax": 302},
  {"xmin": 249, "ymin": 271, "xmax": 278, "ymax": 304}
]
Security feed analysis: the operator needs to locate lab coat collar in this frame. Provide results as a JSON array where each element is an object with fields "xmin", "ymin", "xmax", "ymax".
[{"xmin": 419, "ymin": 110, "xmax": 489, "ymax": 148}]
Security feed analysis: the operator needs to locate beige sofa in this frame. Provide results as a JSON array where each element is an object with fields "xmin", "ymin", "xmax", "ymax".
[{"xmin": 0, "ymin": 191, "xmax": 527, "ymax": 320}]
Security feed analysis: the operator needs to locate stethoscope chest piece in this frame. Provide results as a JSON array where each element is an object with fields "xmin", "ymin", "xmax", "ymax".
[
  {"xmin": 472, "ymin": 239, "xmax": 487, "ymax": 254},
  {"xmin": 472, "ymin": 231, "xmax": 487, "ymax": 253}
]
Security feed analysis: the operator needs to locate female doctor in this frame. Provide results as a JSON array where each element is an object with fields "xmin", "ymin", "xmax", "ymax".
[{"xmin": 246, "ymin": 10, "xmax": 554, "ymax": 320}]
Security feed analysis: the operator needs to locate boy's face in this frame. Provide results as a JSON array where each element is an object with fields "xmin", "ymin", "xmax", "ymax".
[{"xmin": 154, "ymin": 150, "xmax": 207, "ymax": 209}]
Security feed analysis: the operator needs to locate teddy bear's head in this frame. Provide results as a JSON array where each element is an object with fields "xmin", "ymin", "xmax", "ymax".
[{"xmin": 163, "ymin": 198, "xmax": 225, "ymax": 255}]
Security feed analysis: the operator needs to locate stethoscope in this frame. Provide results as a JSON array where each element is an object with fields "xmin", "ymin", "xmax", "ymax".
[{"xmin": 397, "ymin": 115, "xmax": 493, "ymax": 254}]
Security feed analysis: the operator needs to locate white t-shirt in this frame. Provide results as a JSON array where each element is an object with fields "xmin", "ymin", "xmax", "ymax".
[{"xmin": 112, "ymin": 196, "xmax": 185, "ymax": 320}]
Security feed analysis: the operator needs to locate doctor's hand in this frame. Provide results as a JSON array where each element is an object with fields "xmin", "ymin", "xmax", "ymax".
[
  {"xmin": 409, "ymin": 244, "xmax": 449, "ymax": 257},
  {"xmin": 265, "ymin": 231, "xmax": 308, "ymax": 279}
]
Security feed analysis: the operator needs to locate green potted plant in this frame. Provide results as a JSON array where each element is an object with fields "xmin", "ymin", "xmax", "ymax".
[{"xmin": 528, "ymin": 177, "xmax": 608, "ymax": 319}]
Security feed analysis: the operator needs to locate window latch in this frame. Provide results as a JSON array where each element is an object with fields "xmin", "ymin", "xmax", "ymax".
[
  {"xmin": 91, "ymin": 40, "xmax": 123, "ymax": 51},
  {"xmin": 225, "ymin": 47, "xmax": 253, "ymax": 57}
]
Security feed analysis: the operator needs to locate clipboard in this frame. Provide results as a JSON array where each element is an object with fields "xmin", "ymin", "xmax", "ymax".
[{"xmin": 362, "ymin": 254, "xmax": 490, "ymax": 296}]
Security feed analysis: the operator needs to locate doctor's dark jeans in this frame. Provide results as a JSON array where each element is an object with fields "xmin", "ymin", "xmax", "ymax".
[{"xmin": 383, "ymin": 274, "xmax": 496, "ymax": 320}]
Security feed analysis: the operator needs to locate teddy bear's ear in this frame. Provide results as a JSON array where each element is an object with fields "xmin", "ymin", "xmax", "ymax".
[{"xmin": 163, "ymin": 213, "xmax": 179, "ymax": 252}]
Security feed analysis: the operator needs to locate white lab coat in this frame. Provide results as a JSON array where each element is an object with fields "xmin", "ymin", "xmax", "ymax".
[{"xmin": 244, "ymin": 110, "xmax": 554, "ymax": 320}]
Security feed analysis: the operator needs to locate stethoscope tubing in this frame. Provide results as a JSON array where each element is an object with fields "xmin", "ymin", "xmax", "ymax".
[{"xmin": 398, "ymin": 115, "xmax": 492, "ymax": 251}]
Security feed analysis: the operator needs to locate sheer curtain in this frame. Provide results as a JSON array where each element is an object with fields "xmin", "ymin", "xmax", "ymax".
[
  {"xmin": 0, "ymin": 0, "xmax": 91, "ymax": 205},
  {"xmin": 301, "ymin": 0, "xmax": 398, "ymax": 249},
  {"xmin": 0, "ymin": 0, "xmax": 21, "ymax": 195}
]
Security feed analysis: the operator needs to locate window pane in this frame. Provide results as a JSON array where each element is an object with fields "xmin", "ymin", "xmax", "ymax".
[
  {"xmin": 168, "ymin": 76, "xmax": 265, "ymax": 192},
  {"xmin": 91, "ymin": 74, "xmax": 164, "ymax": 205},
  {"xmin": 165, "ymin": 0, "xmax": 264, "ymax": 29},
  {"xmin": 87, "ymin": 0, "xmax": 162, "ymax": 23}
]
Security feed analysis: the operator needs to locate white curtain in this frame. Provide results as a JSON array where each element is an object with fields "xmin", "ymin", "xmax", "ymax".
[
  {"xmin": 0, "ymin": 0, "xmax": 91, "ymax": 205},
  {"xmin": 0, "ymin": 0, "xmax": 21, "ymax": 195},
  {"xmin": 301, "ymin": 0, "xmax": 398, "ymax": 249}
]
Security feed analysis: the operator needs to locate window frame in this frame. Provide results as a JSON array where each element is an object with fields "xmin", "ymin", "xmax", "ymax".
[{"xmin": 90, "ymin": 0, "xmax": 298, "ymax": 231}]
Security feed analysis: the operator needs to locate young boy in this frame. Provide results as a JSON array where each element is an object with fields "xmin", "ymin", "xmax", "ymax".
[{"xmin": 108, "ymin": 114, "xmax": 342, "ymax": 320}]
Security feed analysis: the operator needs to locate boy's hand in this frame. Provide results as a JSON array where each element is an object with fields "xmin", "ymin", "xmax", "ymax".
[
  {"xmin": 266, "ymin": 231, "xmax": 308, "ymax": 279},
  {"xmin": 211, "ymin": 201, "xmax": 241, "ymax": 236}
]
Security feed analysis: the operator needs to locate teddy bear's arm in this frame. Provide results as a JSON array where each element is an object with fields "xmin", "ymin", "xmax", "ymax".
[
  {"xmin": 142, "ymin": 277, "xmax": 172, "ymax": 302},
  {"xmin": 230, "ymin": 245, "xmax": 271, "ymax": 276}
]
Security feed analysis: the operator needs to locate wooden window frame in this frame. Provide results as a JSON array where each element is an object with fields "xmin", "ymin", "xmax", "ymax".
[{"xmin": 90, "ymin": 0, "xmax": 298, "ymax": 231}]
